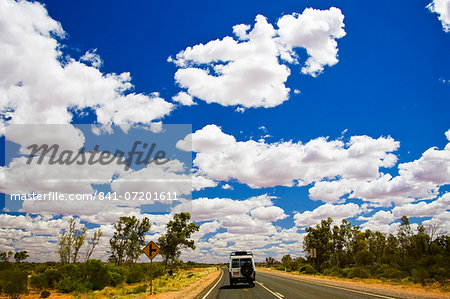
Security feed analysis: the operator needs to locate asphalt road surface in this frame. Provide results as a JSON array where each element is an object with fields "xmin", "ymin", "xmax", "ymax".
[{"xmin": 196, "ymin": 269, "xmax": 397, "ymax": 299}]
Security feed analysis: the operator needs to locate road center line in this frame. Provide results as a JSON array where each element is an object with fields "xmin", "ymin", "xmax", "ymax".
[
  {"xmin": 202, "ymin": 269, "xmax": 224, "ymax": 299},
  {"xmin": 256, "ymin": 281, "xmax": 284, "ymax": 299}
]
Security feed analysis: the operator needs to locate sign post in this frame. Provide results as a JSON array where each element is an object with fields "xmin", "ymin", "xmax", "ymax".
[{"xmin": 143, "ymin": 241, "xmax": 161, "ymax": 295}]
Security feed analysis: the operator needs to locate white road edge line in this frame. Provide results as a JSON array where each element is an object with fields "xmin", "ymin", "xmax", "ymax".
[
  {"xmin": 261, "ymin": 272, "xmax": 396, "ymax": 299},
  {"xmin": 202, "ymin": 269, "xmax": 224, "ymax": 299},
  {"xmin": 306, "ymin": 281, "xmax": 396, "ymax": 299},
  {"xmin": 256, "ymin": 281, "xmax": 284, "ymax": 299}
]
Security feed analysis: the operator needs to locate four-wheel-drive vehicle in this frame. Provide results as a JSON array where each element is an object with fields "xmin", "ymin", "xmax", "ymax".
[{"xmin": 229, "ymin": 251, "xmax": 255, "ymax": 287}]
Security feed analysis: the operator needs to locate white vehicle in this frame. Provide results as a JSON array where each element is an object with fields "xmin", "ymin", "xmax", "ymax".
[{"xmin": 229, "ymin": 251, "xmax": 256, "ymax": 287}]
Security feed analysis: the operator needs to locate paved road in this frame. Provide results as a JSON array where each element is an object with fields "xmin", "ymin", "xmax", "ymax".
[{"xmin": 196, "ymin": 269, "xmax": 397, "ymax": 299}]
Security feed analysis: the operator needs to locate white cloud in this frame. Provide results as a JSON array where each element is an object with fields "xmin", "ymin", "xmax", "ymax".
[
  {"xmin": 171, "ymin": 15, "xmax": 290, "ymax": 108},
  {"xmin": 308, "ymin": 129, "xmax": 450, "ymax": 207},
  {"xmin": 170, "ymin": 194, "xmax": 306, "ymax": 262},
  {"xmin": 293, "ymin": 203, "xmax": 361, "ymax": 227},
  {"xmin": 172, "ymin": 91, "xmax": 196, "ymax": 106},
  {"xmin": 250, "ymin": 206, "xmax": 288, "ymax": 221},
  {"xmin": 6, "ymin": 124, "xmax": 85, "ymax": 153},
  {"xmin": 222, "ymin": 183, "xmax": 233, "ymax": 190},
  {"xmin": 422, "ymin": 211, "xmax": 450, "ymax": 235},
  {"xmin": 192, "ymin": 175, "xmax": 218, "ymax": 191},
  {"xmin": 111, "ymin": 159, "xmax": 192, "ymax": 197},
  {"xmin": 1, "ymin": 155, "xmax": 125, "ymax": 195},
  {"xmin": 170, "ymin": 7, "xmax": 345, "ymax": 108},
  {"xmin": 0, "ymin": 214, "xmax": 68, "ymax": 235},
  {"xmin": 181, "ymin": 194, "xmax": 275, "ymax": 222},
  {"xmin": 352, "ymin": 132, "xmax": 450, "ymax": 206},
  {"xmin": 80, "ymin": 49, "xmax": 102, "ymax": 68},
  {"xmin": 184, "ymin": 124, "xmax": 399, "ymax": 188},
  {"xmin": 392, "ymin": 193, "xmax": 450, "ymax": 218},
  {"xmin": 176, "ymin": 132, "xmax": 192, "ymax": 151},
  {"xmin": 277, "ymin": 7, "xmax": 346, "ymax": 76},
  {"xmin": 427, "ymin": 0, "xmax": 450, "ymax": 32},
  {"xmin": 0, "ymin": 0, "xmax": 173, "ymax": 131},
  {"xmin": 357, "ymin": 210, "xmax": 398, "ymax": 234}
]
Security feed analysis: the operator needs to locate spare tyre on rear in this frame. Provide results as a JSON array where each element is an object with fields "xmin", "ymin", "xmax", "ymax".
[{"xmin": 240, "ymin": 264, "xmax": 253, "ymax": 277}]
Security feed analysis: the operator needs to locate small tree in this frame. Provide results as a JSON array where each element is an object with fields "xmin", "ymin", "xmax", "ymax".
[
  {"xmin": 0, "ymin": 251, "xmax": 9, "ymax": 261},
  {"xmin": 397, "ymin": 215, "xmax": 412, "ymax": 263},
  {"xmin": 14, "ymin": 251, "xmax": 29, "ymax": 263},
  {"xmin": 281, "ymin": 254, "xmax": 293, "ymax": 270},
  {"xmin": 109, "ymin": 216, "xmax": 150, "ymax": 266},
  {"xmin": 265, "ymin": 257, "xmax": 276, "ymax": 267},
  {"xmin": 158, "ymin": 212, "xmax": 200, "ymax": 273},
  {"xmin": 0, "ymin": 251, "xmax": 14, "ymax": 262},
  {"xmin": 57, "ymin": 218, "xmax": 86, "ymax": 264},
  {"xmin": 85, "ymin": 229, "xmax": 103, "ymax": 261}
]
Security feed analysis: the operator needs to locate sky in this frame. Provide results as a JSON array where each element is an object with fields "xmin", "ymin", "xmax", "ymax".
[{"xmin": 0, "ymin": 0, "xmax": 449, "ymax": 263}]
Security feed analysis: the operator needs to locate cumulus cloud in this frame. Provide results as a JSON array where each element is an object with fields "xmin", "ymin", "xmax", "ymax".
[
  {"xmin": 1, "ymin": 155, "xmax": 125, "ymax": 195},
  {"xmin": 251, "ymin": 206, "xmax": 288, "ymax": 221},
  {"xmin": 170, "ymin": 7, "xmax": 345, "ymax": 108},
  {"xmin": 293, "ymin": 203, "xmax": 361, "ymax": 227},
  {"xmin": 181, "ymin": 194, "xmax": 276, "ymax": 222},
  {"xmin": 192, "ymin": 175, "xmax": 218, "ymax": 191},
  {"xmin": 80, "ymin": 49, "xmax": 103, "ymax": 68},
  {"xmin": 0, "ymin": 0, "xmax": 173, "ymax": 132},
  {"xmin": 422, "ymin": 211, "xmax": 450, "ymax": 235},
  {"xmin": 171, "ymin": 15, "xmax": 290, "ymax": 108},
  {"xmin": 308, "ymin": 129, "xmax": 450, "ymax": 206},
  {"xmin": 111, "ymin": 159, "xmax": 192, "ymax": 198},
  {"xmin": 6, "ymin": 124, "xmax": 85, "ymax": 153},
  {"xmin": 277, "ymin": 7, "xmax": 346, "ymax": 76},
  {"xmin": 357, "ymin": 210, "xmax": 398, "ymax": 234},
  {"xmin": 392, "ymin": 193, "xmax": 450, "ymax": 218},
  {"xmin": 172, "ymin": 195, "xmax": 305, "ymax": 262},
  {"xmin": 427, "ymin": 0, "xmax": 450, "ymax": 32},
  {"xmin": 172, "ymin": 91, "xmax": 196, "ymax": 106},
  {"xmin": 222, "ymin": 183, "xmax": 233, "ymax": 190},
  {"xmin": 181, "ymin": 124, "xmax": 399, "ymax": 188}
]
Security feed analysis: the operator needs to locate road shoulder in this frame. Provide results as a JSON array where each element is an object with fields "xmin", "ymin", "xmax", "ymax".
[{"xmin": 150, "ymin": 269, "xmax": 221, "ymax": 299}]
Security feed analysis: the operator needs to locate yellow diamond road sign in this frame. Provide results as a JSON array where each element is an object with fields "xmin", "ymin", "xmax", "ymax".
[{"xmin": 143, "ymin": 241, "xmax": 160, "ymax": 260}]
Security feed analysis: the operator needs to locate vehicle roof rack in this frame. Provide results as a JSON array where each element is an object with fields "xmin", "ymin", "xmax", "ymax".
[{"xmin": 230, "ymin": 251, "xmax": 253, "ymax": 256}]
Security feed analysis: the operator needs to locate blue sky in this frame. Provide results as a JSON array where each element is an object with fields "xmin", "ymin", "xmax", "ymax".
[{"xmin": 0, "ymin": 0, "xmax": 449, "ymax": 262}]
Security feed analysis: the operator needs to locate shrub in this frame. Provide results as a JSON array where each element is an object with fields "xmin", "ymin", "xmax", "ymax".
[
  {"xmin": 125, "ymin": 264, "xmax": 146, "ymax": 284},
  {"xmin": 2, "ymin": 269, "xmax": 28, "ymax": 299},
  {"xmin": 129, "ymin": 284, "xmax": 147, "ymax": 294},
  {"xmin": 43, "ymin": 268, "xmax": 61, "ymax": 288},
  {"xmin": 323, "ymin": 266, "xmax": 343, "ymax": 277},
  {"xmin": 40, "ymin": 290, "xmax": 51, "ymax": 298},
  {"xmin": 57, "ymin": 277, "xmax": 88, "ymax": 293},
  {"xmin": 381, "ymin": 266, "xmax": 404, "ymax": 279},
  {"xmin": 299, "ymin": 264, "xmax": 315, "ymax": 274},
  {"xmin": 347, "ymin": 267, "xmax": 370, "ymax": 279},
  {"xmin": 30, "ymin": 273, "xmax": 47, "ymax": 289},
  {"xmin": 81, "ymin": 259, "xmax": 111, "ymax": 290},
  {"xmin": 107, "ymin": 265, "xmax": 126, "ymax": 286},
  {"xmin": 412, "ymin": 267, "xmax": 430, "ymax": 284},
  {"xmin": 0, "ymin": 261, "xmax": 12, "ymax": 271}
]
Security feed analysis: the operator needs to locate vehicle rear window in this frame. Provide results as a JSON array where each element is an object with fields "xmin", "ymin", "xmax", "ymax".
[
  {"xmin": 240, "ymin": 258, "xmax": 251, "ymax": 266},
  {"xmin": 231, "ymin": 258, "xmax": 252, "ymax": 268},
  {"xmin": 231, "ymin": 259, "xmax": 239, "ymax": 268}
]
